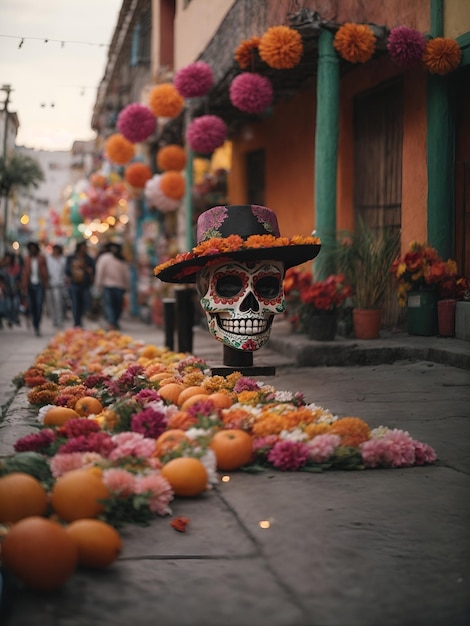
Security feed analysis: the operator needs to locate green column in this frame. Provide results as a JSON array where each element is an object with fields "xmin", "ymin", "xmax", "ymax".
[
  {"xmin": 426, "ymin": 0, "xmax": 454, "ymax": 258},
  {"xmin": 184, "ymin": 146, "xmax": 194, "ymax": 250},
  {"xmin": 314, "ymin": 28, "xmax": 340, "ymax": 279}
]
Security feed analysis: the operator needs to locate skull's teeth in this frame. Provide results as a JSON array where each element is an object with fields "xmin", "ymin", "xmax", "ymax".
[{"xmin": 219, "ymin": 318, "xmax": 268, "ymax": 335}]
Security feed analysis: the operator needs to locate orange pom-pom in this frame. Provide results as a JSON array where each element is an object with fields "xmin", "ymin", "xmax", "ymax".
[
  {"xmin": 160, "ymin": 171, "xmax": 186, "ymax": 200},
  {"xmin": 333, "ymin": 23, "xmax": 376, "ymax": 63},
  {"xmin": 105, "ymin": 134, "xmax": 135, "ymax": 165},
  {"xmin": 148, "ymin": 84, "xmax": 184, "ymax": 118},
  {"xmin": 422, "ymin": 37, "xmax": 462, "ymax": 75},
  {"xmin": 234, "ymin": 36, "xmax": 261, "ymax": 69},
  {"xmin": 157, "ymin": 145, "xmax": 187, "ymax": 171},
  {"xmin": 124, "ymin": 163, "xmax": 153, "ymax": 189},
  {"xmin": 258, "ymin": 26, "xmax": 303, "ymax": 69}
]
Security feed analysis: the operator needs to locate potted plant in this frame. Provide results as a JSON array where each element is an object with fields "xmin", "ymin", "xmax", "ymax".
[
  {"xmin": 282, "ymin": 266, "xmax": 313, "ymax": 332},
  {"xmin": 296, "ymin": 274, "xmax": 352, "ymax": 341},
  {"xmin": 390, "ymin": 242, "xmax": 458, "ymax": 336},
  {"xmin": 322, "ymin": 219, "xmax": 400, "ymax": 339}
]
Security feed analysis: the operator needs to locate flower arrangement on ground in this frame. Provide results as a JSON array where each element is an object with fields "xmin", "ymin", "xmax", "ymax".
[
  {"xmin": 0, "ymin": 327, "xmax": 436, "ymax": 533},
  {"xmin": 390, "ymin": 242, "xmax": 458, "ymax": 306}
]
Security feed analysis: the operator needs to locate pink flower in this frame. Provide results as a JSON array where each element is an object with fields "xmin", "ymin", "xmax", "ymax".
[
  {"xmin": 14, "ymin": 428, "xmax": 56, "ymax": 452},
  {"xmin": 174, "ymin": 61, "xmax": 214, "ymax": 98},
  {"xmin": 49, "ymin": 452, "xmax": 103, "ymax": 477},
  {"xmin": 57, "ymin": 418, "xmax": 100, "ymax": 439},
  {"xmin": 186, "ymin": 115, "xmax": 227, "ymax": 154},
  {"xmin": 102, "ymin": 468, "xmax": 136, "ymax": 497},
  {"xmin": 135, "ymin": 389, "xmax": 161, "ymax": 404},
  {"xmin": 229, "ymin": 72, "xmax": 273, "ymax": 114},
  {"xmin": 131, "ymin": 407, "xmax": 168, "ymax": 438},
  {"xmin": 413, "ymin": 441, "xmax": 437, "ymax": 465},
  {"xmin": 307, "ymin": 434, "xmax": 341, "ymax": 463},
  {"xmin": 117, "ymin": 103, "xmax": 156, "ymax": 143},
  {"xmin": 233, "ymin": 377, "xmax": 261, "ymax": 393},
  {"xmin": 109, "ymin": 431, "xmax": 156, "ymax": 460},
  {"xmin": 267, "ymin": 440, "xmax": 310, "ymax": 471},
  {"xmin": 361, "ymin": 429, "xmax": 420, "ymax": 468},
  {"xmin": 387, "ymin": 26, "xmax": 427, "ymax": 68},
  {"xmin": 58, "ymin": 432, "xmax": 115, "ymax": 456},
  {"xmin": 134, "ymin": 472, "xmax": 174, "ymax": 515}
]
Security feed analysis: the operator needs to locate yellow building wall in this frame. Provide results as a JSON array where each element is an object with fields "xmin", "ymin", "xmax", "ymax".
[{"xmin": 444, "ymin": 0, "xmax": 470, "ymax": 38}]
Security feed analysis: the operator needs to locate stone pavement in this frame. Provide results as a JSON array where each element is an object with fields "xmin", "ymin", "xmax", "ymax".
[{"xmin": 0, "ymin": 313, "xmax": 469, "ymax": 626}]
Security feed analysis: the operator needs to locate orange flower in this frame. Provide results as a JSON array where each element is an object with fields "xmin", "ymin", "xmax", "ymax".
[
  {"xmin": 125, "ymin": 163, "xmax": 152, "ymax": 189},
  {"xmin": 259, "ymin": 26, "xmax": 303, "ymax": 69},
  {"xmin": 304, "ymin": 423, "xmax": 331, "ymax": 438},
  {"xmin": 157, "ymin": 145, "xmax": 187, "ymax": 171},
  {"xmin": 148, "ymin": 84, "xmax": 184, "ymax": 118},
  {"xmin": 329, "ymin": 417, "xmax": 370, "ymax": 447},
  {"xmin": 160, "ymin": 171, "xmax": 186, "ymax": 200},
  {"xmin": 333, "ymin": 23, "xmax": 376, "ymax": 63},
  {"xmin": 105, "ymin": 134, "xmax": 135, "ymax": 165},
  {"xmin": 166, "ymin": 410, "xmax": 198, "ymax": 430},
  {"xmin": 422, "ymin": 37, "xmax": 461, "ymax": 75},
  {"xmin": 234, "ymin": 36, "xmax": 261, "ymax": 69}
]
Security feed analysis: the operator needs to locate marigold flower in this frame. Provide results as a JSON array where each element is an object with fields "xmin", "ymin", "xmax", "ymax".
[
  {"xmin": 258, "ymin": 26, "xmax": 303, "ymax": 69},
  {"xmin": 329, "ymin": 416, "xmax": 370, "ymax": 447},
  {"xmin": 422, "ymin": 37, "xmax": 461, "ymax": 75},
  {"xmin": 234, "ymin": 36, "xmax": 261, "ymax": 69},
  {"xmin": 334, "ymin": 23, "xmax": 376, "ymax": 63}
]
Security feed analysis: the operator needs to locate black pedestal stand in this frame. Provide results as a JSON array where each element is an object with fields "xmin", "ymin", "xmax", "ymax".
[{"xmin": 210, "ymin": 344, "xmax": 276, "ymax": 377}]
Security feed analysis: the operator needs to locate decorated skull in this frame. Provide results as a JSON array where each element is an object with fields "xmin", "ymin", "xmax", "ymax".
[{"xmin": 196, "ymin": 258, "xmax": 286, "ymax": 351}]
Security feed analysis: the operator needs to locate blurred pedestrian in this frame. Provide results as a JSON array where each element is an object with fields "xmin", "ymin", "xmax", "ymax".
[
  {"xmin": 0, "ymin": 251, "xmax": 23, "ymax": 326},
  {"xmin": 21, "ymin": 241, "xmax": 49, "ymax": 336},
  {"xmin": 65, "ymin": 240, "xmax": 95, "ymax": 328},
  {"xmin": 46, "ymin": 244, "xmax": 67, "ymax": 328},
  {"xmin": 94, "ymin": 242, "xmax": 130, "ymax": 330}
]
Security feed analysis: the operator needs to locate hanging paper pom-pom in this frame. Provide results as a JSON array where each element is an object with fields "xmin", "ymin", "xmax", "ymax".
[
  {"xmin": 160, "ymin": 171, "xmax": 186, "ymax": 200},
  {"xmin": 89, "ymin": 173, "xmax": 107, "ymax": 189},
  {"xmin": 105, "ymin": 134, "xmax": 136, "ymax": 165},
  {"xmin": 124, "ymin": 163, "xmax": 153, "ymax": 189},
  {"xmin": 186, "ymin": 115, "xmax": 227, "ymax": 154},
  {"xmin": 387, "ymin": 26, "xmax": 427, "ymax": 68},
  {"xmin": 258, "ymin": 26, "xmax": 303, "ymax": 69},
  {"xmin": 117, "ymin": 103, "xmax": 156, "ymax": 143},
  {"xmin": 157, "ymin": 145, "xmax": 187, "ymax": 172},
  {"xmin": 144, "ymin": 174, "xmax": 180, "ymax": 212},
  {"xmin": 174, "ymin": 61, "xmax": 214, "ymax": 98},
  {"xmin": 148, "ymin": 84, "xmax": 184, "ymax": 118},
  {"xmin": 422, "ymin": 37, "xmax": 462, "ymax": 75},
  {"xmin": 333, "ymin": 23, "xmax": 376, "ymax": 63},
  {"xmin": 229, "ymin": 72, "xmax": 273, "ymax": 114},
  {"xmin": 234, "ymin": 36, "xmax": 261, "ymax": 69}
]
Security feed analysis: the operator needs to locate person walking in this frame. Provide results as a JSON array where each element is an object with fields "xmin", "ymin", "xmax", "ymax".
[
  {"xmin": 46, "ymin": 244, "xmax": 67, "ymax": 328},
  {"xmin": 0, "ymin": 251, "xmax": 23, "ymax": 327},
  {"xmin": 65, "ymin": 240, "xmax": 95, "ymax": 328},
  {"xmin": 94, "ymin": 242, "xmax": 130, "ymax": 330},
  {"xmin": 21, "ymin": 241, "xmax": 49, "ymax": 336}
]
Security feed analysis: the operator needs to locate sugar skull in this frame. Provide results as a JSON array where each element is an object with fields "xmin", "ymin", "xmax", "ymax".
[{"xmin": 196, "ymin": 259, "xmax": 286, "ymax": 351}]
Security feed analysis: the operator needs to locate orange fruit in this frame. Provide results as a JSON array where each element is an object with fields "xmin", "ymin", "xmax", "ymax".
[
  {"xmin": 181, "ymin": 394, "xmax": 213, "ymax": 411},
  {"xmin": 50, "ymin": 469, "xmax": 110, "ymax": 522},
  {"xmin": 65, "ymin": 519, "xmax": 122, "ymax": 568},
  {"xmin": 208, "ymin": 392, "xmax": 233, "ymax": 409},
  {"xmin": 43, "ymin": 406, "xmax": 81, "ymax": 426},
  {"xmin": 177, "ymin": 386, "xmax": 208, "ymax": 406},
  {"xmin": 158, "ymin": 383, "xmax": 185, "ymax": 405},
  {"xmin": 161, "ymin": 457, "xmax": 208, "ymax": 497},
  {"xmin": 74, "ymin": 396, "xmax": 103, "ymax": 417},
  {"xmin": 155, "ymin": 429, "xmax": 188, "ymax": 456},
  {"xmin": 0, "ymin": 473, "xmax": 48, "ymax": 523},
  {"xmin": 210, "ymin": 429, "xmax": 253, "ymax": 470},
  {"xmin": 2, "ymin": 516, "xmax": 78, "ymax": 590}
]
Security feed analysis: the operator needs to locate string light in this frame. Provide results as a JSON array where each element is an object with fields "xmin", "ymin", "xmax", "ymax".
[{"xmin": 0, "ymin": 34, "xmax": 108, "ymax": 48}]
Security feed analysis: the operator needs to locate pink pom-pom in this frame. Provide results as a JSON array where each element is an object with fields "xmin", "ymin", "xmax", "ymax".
[
  {"xmin": 387, "ymin": 26, "xmax": 427, "ymax": 68},
  {"xmin": 174, "ymin": 61, "xmax": 214, "ymax": 98},
  {"xmin": 117, "ymin": 103, "xmax": 156, "ymax": 143},
  {"xmin": 229, "ymin": 72, "xmax": 273, "ymax": 114},
  {"xmin": 186, "ymin": 115, "xmax": 227, "ymax": 154}
]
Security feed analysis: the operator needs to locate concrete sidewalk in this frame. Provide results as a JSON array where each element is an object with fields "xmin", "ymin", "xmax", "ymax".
[{"xmin": 1, "ymin": 314, "xmax": 469, "ymax": 626}]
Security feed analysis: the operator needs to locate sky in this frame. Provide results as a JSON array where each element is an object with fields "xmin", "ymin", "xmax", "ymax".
[{"xmin": 0, "ymin": 0, "xmax": 123, "ymax": 151}]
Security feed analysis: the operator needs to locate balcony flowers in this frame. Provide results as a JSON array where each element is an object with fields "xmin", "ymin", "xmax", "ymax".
[{"xmin": 390, "ymin": 242, "xmax": 458, "ymax": 306}]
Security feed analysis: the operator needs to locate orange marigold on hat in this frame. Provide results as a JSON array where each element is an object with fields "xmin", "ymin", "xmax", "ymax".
[
  {"xmin": 258, "ymin": 26, "xmax": 303, "ymax": 69},
  {"xmin": 422, "ymin": 37, "xmax": 462, "ymax": 75},
  {"xmin": 124, "ymin": 163, "xmax": 153, "ymax": 189},
  {"xmin": 157, "ymin": 145, "xmax": 187, "ymax": 172},
  {"xmin": 160, "ymin": 171, "xmax": 186, "ymax": 200},
  {"xmin": 333, "ymin": 23, "xmax": 376, "ymax": 63},
  {"xmin": 105, "ymin": 134, "xmax": 136, "ymax": 165},
  {"xmin": 234, "ymin": 36, "xmax": 261, "ymax": 69},
  {"xmin": 148, "ymin": 84, "xmax": 184, "ymax": 118}
]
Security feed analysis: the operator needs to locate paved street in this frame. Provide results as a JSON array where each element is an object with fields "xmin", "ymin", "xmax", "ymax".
[{"xmin": 1, "ymin": 313, "xmax": 469, "ymax": 626}]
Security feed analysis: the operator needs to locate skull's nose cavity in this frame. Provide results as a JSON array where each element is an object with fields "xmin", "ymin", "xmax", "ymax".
[{"xmin": 239, "ymin": 291, "xmax": 260, "ymax": 312}]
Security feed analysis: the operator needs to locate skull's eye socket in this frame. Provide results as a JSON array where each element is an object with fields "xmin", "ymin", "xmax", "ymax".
[
  {"xmin": 215, "ymin": 274, "xmax": 244, "ymax": 298},
  {"xmin": 255, "ymin": 275, "xmax": 281, "ymax": 299}
]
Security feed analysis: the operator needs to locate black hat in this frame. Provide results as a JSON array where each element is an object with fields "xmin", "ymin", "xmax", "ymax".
[{"xmin": 154, "ymin": 204, "xmax": 321, "ymax": 284}]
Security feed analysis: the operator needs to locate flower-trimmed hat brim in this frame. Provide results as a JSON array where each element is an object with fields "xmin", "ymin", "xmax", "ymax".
[{"xmin": 154, "ymin": 204, "xmax": 321, "ymax": 284}]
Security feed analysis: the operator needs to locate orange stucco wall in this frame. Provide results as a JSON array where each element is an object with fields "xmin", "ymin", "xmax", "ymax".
[{"xmin": 229, "ymin": 87, "xmax": 316, "ymax": 239}]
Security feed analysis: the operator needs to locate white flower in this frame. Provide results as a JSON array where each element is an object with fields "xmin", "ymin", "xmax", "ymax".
[
  {"xmin": 186, "ymin": 427, "xmax": 213, "ymax": 440},
  {"xmin": 37, "ymin": 404, "xmax": 55, "ymax": 423},
  {"xmin": 274, "ymin": 390, "xmax": 295, "ymax": 402},
  {"xmin": 279, "ymin": 428, "xmax": 307, "ymax": 442},
  {"xmin": 198, "ymin": 449, "xmax": 218, "ymax": 486}
]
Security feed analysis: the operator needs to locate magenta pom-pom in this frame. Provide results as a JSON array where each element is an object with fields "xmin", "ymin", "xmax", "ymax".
[
  {"xmin": 229, "ymin": 72, "xmax": 273, "ymax": 114},
  {"xmin": 387, "ymin": 26, "xmax": 427, "ymax": 68},
  {"xmin": 117, "ymin": 103, "xmax": 156, "ymax": 143},
  {"xmin": 174, "ymin": 61, "xmax": 214, "ymax": 98},
  {"xmin": 186, "ymin": 115, "xmax": 227, "ymax": 154}
]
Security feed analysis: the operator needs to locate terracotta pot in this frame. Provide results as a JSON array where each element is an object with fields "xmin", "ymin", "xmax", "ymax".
[
  {"xmin": 353, "ymin": 308, "xmax": 382, "ymax": 339},
  {"xmin": 437, "ymin": 299, "xmax": 457, "ymax": 337},
  {"xmin": 308, "ymin": 313, "xmax": 337, "ymax": 341}
]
